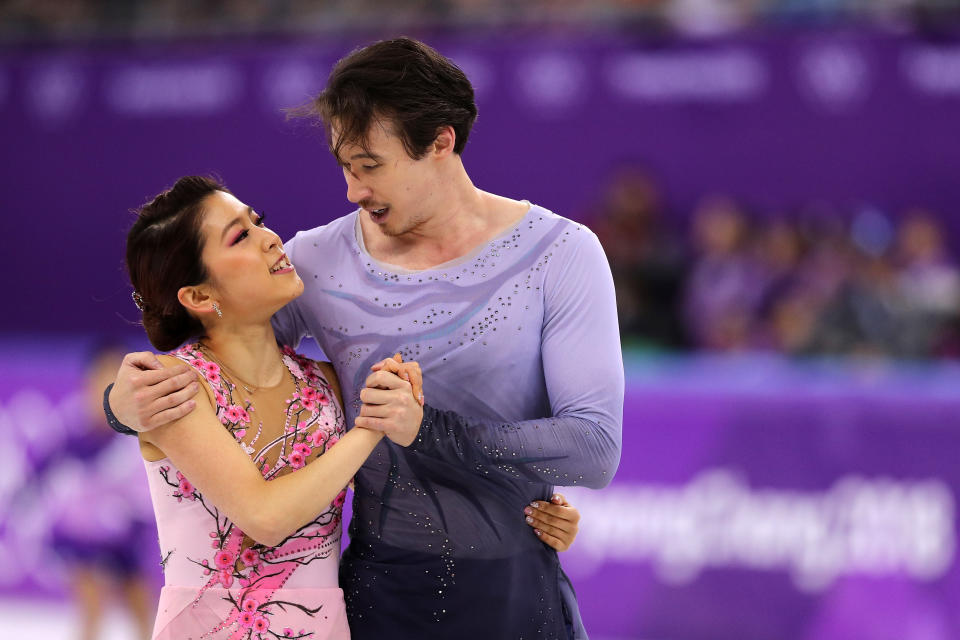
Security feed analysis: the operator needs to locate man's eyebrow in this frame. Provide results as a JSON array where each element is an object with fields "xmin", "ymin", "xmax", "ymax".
[
  {"xmin": 348, "ymin": 152, "xmax": 382, "ymax": 162},
  {"xmin": 220, "ymin": 207, "xmax": 255, "ymax": 241}
]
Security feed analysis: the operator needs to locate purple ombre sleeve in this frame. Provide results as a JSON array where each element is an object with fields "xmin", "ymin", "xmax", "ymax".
[{"xmin": 411, "ymin": 231, "xmax": 624, "ymax": 489}]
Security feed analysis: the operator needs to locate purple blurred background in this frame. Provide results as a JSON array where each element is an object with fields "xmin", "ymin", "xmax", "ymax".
[{"xmin": 3, "ymin": 1, "xmax": 960, "ymax": 638}]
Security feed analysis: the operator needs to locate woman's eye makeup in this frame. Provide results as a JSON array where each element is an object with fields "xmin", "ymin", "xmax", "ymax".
[{"xmin": 229, "ymin": 211, "xmax": 266, "ymax": 245}]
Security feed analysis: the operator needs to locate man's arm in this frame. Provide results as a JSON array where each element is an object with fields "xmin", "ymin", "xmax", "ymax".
[
  {"xmin": 104, "ymin": 305, "xmax": 306, "ymax": 435},
  {"xmin": 357, "ymin": 226, "xmax": 624, "ymax": 489}
]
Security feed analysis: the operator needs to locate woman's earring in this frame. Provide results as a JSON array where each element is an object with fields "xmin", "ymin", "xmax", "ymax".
[{"xmin": 212, "ymin": 302, "xmax": 223, "ymax": 318}]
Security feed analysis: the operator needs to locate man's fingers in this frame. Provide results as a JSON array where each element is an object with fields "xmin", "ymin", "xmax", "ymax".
[
  {"xmin": 143, "ymin": 400, "xmax": 197, "ymax": 430},
  {"xmin": 359, "ymin": 403, "xmax": 392, "ymax": 419},
  {"xmin": 354, "ymin": 416, "xmax": 390, "ymax": 431},
  {"xmin": 147, "ymin": 381, "xmax": 200, "ymax": 416},
  {"xmin": 135, "ymin": 364, "xmax": 191, "ymax": 387},
  {"xmin": 359, "ymin": 387, "xmax": 396, "ymax": 405},
  {"xmin": 134, "ymin": 372, "xmax": 196, "ymax": 409},
  {"xmin": 123, "ymin": 351, "xmax": 165, "ymax": 371},
  {"xmin": 144, "ymin": 369, "xmax": 198, "ymax": 398},
  {"xmin": 364, "ymin": 370, "xmax": 411, "ymax": 391}
]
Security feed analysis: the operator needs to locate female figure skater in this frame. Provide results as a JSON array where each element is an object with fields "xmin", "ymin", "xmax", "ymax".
[{"xmin": 125, "ymin": 176, "xmax": 578, "ymax": 639}]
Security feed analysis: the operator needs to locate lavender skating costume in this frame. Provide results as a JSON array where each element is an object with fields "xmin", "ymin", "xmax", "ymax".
[{"xmin": 273, "ymin": 204, "xmax": 623, "ymax": 639}]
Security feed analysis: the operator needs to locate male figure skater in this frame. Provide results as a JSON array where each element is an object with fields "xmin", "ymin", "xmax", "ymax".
[{"xmin": 107, "ymin": 38, "xmax": 623, "ymax": 639}]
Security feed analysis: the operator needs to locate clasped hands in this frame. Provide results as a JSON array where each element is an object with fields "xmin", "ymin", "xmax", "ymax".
[
  {"xmin": 355, "ymin": 353, "xmax": 424, "ymax": 447},
  {"xmin": 350, "ymin": 354, "xmax": 584, "ymax": 553}
]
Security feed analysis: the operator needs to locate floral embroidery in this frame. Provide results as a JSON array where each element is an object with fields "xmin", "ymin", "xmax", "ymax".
[
  {"xmin": 224, "ymin": 405, "xmax": 243, "ymax": 423},
  {"xmin": 307, "ymin": 429, "xmax": 327, "ymax": 448},
  {"xmin": 156, "ymin": 343, "xmax": 346, "ymax": 638},
  {"xmin": 201, "ymin": 361, "xmax": 221, "ymax": 383},
  {"xmin": 289, "ymin": 451, "xmax": 306, "ymax": 469},
  {"xmin": 293, "ymin": 443, "xmax": 312, "ymax": 457},
  {"xmin": 241, "ymin": 548, "xmax": 260, "ymax": 567},
  {"xmin": 173, "ymin": 470, "xmax": 196, "ymax": 502}
]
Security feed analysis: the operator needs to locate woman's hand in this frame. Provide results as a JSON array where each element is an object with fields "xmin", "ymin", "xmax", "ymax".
[
  {"xmin": 370, "ymin": 353, "xmax": 424, "ymax": 405},
  {"xmin": 355, "ymin": 354, "xmax": 424, "ymax": 446},
  {"xmin": 524, "ymin": 493, "xmax": 581, "ymax": 552}
]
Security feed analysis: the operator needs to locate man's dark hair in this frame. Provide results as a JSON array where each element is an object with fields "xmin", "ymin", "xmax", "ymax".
[{"xmin": 307, "ymin": 37, "xmax": 478, "ymax": 161}]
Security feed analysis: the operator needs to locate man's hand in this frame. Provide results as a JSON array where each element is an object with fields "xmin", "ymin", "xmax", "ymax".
[
  {"xmin": 108, "ymin": 351, "xmax": 199, "ymax": 432},
  {"xmin": 524, "ymin": 493, "xmax": 581, "ymax": 552},
  {"xmin": 355, "ymin": 354, "xmax": 424, "ymax": 446}
]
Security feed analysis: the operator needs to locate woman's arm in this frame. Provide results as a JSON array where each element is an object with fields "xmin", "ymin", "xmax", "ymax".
[{"xmin": 142, "ymin": 356, "xmax": 383, "ymax": 547}]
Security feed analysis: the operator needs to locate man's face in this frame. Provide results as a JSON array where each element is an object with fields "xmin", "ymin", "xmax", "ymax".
[{"xmin": 334, "ymin": 120, "xmax": 438, "ymax": 238}]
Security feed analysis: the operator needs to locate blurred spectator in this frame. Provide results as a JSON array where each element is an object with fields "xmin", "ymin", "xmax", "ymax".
[
  {"xmin": 683, "ymin": 195, "xmax": 764, "ymax": 351},
  {"xmin": 591, "ymin": 167, "xmax": 688, "ymax": 350},
  {"xmin": 807, "ymin": 248, "xmax": 908, "ymax": 358},
  {"xmin": 42, "ymin": 343, "xmax": 156, "ymax": 640},
  {"xmin": 753, "ymin": 218, "xmax": 820, "ymax": 354},
  {"xmin": 894, "ymin": 210, "xmax": 960, "ymax": 357}
]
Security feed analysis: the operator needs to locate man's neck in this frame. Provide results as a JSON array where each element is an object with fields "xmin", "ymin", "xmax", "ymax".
[{"xmin": 361, "ymin": 178, "xmax": 531, "ymax": 271}]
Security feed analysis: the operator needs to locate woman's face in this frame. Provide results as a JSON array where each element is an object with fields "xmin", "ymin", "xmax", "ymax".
[{"xmin": 197, "ymin": 190, "xmax": 303, "ymax": 324}]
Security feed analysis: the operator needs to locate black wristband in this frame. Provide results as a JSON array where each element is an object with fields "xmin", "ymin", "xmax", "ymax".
[{"xmin": 103, "ymin": 382, "xmax": 137, "ymax": 436}]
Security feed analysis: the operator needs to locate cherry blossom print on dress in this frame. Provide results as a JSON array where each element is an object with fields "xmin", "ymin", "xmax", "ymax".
[{"xmin": 147, "ymin": 343, "xmax": 348, "ymax": 639}]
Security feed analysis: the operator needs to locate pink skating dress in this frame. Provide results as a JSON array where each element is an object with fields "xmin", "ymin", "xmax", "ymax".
[{"xmin": 143, "ymin": 344, "xmax": 350, "ymax": 640}]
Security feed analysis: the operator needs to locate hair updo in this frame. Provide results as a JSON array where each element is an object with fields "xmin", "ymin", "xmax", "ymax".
[{"xmin": 126, "ymin": 176, "xmax": 228, "ymax": 352}]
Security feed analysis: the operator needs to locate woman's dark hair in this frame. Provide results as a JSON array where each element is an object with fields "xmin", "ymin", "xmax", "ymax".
[
  {"xmin": 305, "ymin": 37, "xmax": 478, "ymax": 161},
  {"xmin": 126, "ymin": 176, "xmax": 227, "ymax": 352}
]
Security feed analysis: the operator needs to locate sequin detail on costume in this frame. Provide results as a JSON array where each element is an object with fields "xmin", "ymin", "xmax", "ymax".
[{"xmin": 277, "ymin": 204, "xmax": 623, "ymax": 639}]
